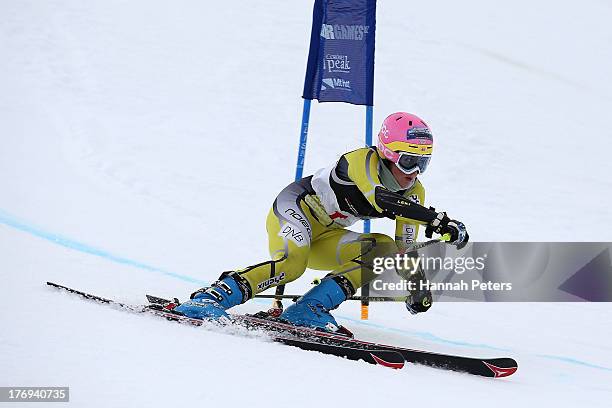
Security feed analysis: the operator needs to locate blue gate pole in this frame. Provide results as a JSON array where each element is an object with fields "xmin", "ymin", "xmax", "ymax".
[
  {"xmin": 362, "ymin": 105, "xmax": 373, "ymax": 319},
  {"xmin": 294, "ymin": 99, "xmax": 312, "ymax": 181},
  {"xmin": 273, "ymin": 98, "xmax": 312, "ymax": 310},
  {"xmin": 364, "ymin": 105, "xmax": 374, "ymax": 233}
]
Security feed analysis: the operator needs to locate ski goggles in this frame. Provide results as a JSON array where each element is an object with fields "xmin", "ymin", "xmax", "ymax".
[{"xmin": 395, "ymin": 152, "xmax": 431, "ymax": 174}]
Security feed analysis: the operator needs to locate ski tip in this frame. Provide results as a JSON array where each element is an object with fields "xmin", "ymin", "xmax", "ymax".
[{"xmin": 483, "ymin": 360, "xmax": 518, "ymax": 378}]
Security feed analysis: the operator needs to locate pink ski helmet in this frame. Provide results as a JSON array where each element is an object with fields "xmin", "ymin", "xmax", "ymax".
[{"xmin": 377, "ymin": 112, "xmax": 433, "ymax": 174}]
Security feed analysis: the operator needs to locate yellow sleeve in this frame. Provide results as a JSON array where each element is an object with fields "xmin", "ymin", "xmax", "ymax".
[
  {"xmin": 395, "ymin": 180, "xmax": 426, "ymax": 249},
  {"xmin": 345, "ymin": 148, "xmax": 384, "ymax": 212}
]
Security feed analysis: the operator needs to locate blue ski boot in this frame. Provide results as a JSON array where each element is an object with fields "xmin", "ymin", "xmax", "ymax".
[
  {"xmin": 174, "ymin": 272, "xmax": 250, "ymax": 321},
  {"xmin": 280, "ymin": 276, "xmax": 354, "ymax": 332}
]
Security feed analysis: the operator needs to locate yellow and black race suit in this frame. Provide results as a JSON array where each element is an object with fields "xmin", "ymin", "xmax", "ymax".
[{"xmin": 229, "ymin": 147, "xmax": 435, "ymax": 299}]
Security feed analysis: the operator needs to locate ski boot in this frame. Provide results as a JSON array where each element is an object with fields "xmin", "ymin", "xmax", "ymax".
[
  {"xmin": 173, "ymin": 272, "xmax": 250, "ymax": 321},
  {"xmin": 280, "ymin": 276, "xmax": 354, "ymax": 333}
]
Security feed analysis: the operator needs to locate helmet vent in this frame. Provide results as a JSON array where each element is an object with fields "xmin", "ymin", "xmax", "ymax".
[
  {"xmin": 396, "ymin": 116, "xmax": 402, "ymax": 121},
  {"xmin": 409, "ymin": 120, "xmax": 412, "ymax": 126}
]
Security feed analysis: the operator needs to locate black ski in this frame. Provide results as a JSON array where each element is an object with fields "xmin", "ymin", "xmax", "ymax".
[
  {"xmin": 47, "ymin": 282, "xmax": 518, "ymax": 377},
  {"xmin": 46, "ymin": 282, "xmax": 405, "ymax": 369},
  {"xmin": 232, "ymin": 313, "xmax": 517, "ymax": 378}
]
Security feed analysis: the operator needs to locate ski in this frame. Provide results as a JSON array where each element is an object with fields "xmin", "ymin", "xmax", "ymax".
[
  {"xmin": 46, "ymin": 282, "xmax": 405, "ymax": 369},
  {"xmin": 47, "ymin": 282, "xmax": 518, "ymax": 377},
  {"xmin": 233, "ymin": 313, "xmax": 517, "ymax": 378}
]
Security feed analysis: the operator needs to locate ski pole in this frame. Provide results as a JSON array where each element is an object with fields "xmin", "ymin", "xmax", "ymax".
[
  {"xmin": 254, "ymin": 293, "xmax": 407, "ymax": 302},
  {"xmin": 329, "ymin": 234, "xmax": 451, "ymax": 280}
]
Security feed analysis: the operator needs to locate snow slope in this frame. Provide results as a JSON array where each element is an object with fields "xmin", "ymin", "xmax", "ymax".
[{"xmin": 2, "ymin": 0, "xmax": 612, "ymax": 406}]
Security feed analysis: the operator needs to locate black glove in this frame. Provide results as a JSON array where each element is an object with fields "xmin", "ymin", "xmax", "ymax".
[
  {"xmin": 425, "ymin": 210, "xmax": 469, "ymax": 249},
  {"xmin": 405, "ymin": 289, "xmax": 432, "ymax": 315},
  {"xmin": 399, "ymin": 256, "xmax": 432, "ymax": 315}
]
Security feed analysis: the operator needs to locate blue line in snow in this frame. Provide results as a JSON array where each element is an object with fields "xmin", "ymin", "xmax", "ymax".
[
  {"xmin": 336, "ymin": 314, "xmax": 512, "ymax": 351},
  {"xmin": 535, "ymin": 354, "xmax": 612, "ymax": 372},
  {"xmin": 0, "ymin": 209, "xmax": 207, "ymax": 285}
]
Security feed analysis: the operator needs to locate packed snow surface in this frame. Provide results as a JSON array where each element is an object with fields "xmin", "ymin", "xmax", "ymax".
[{"xmin": 2, "ymin": 1, "xmax": 612, "ymax": 406}]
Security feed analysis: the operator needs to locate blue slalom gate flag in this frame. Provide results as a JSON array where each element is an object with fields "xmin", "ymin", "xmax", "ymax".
[{"xmin": 303, "ymin": 0, "xmax": 376, "ymax": 106}]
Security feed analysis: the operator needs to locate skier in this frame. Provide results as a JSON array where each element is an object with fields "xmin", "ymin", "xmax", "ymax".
[{"xmin": 173, "ymin": 112, "xmax": 468, "ymax": 331}]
